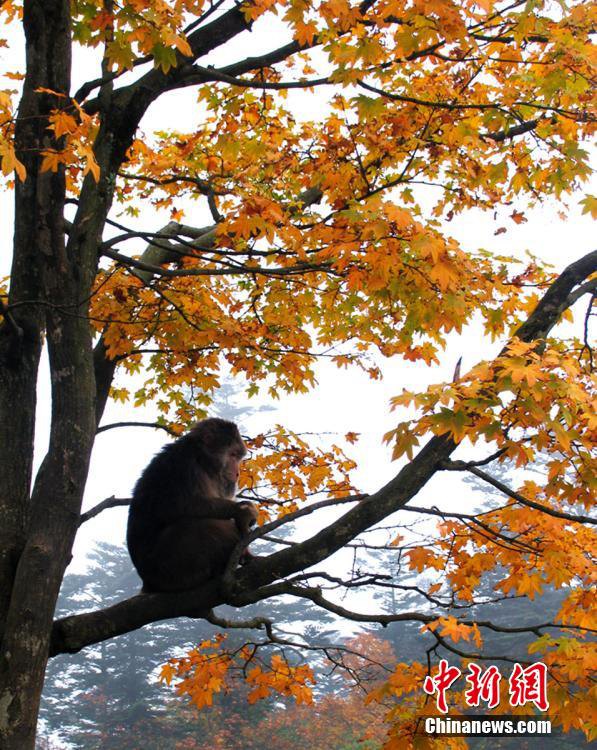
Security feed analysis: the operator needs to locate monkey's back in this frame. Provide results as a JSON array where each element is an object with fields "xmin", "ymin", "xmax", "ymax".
[
  {"xmin": 126, "ymin": 419, "xmax": 249, "ymax": 591},
  {"xmin": 127, "ymin": 436, "xmax": 202, "ymax": 574}
]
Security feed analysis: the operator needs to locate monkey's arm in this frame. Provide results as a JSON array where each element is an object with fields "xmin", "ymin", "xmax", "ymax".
[
  {"xmin": 190, "ymin": 496, "xmax": 240, "ymax": 519},
  {"xmin": 196, "ymin": 498, "xmax": 257, "ymax": 535},
  {"xmin": 168, "ymin": 495, "xmax": 257, "ymax": 534}
]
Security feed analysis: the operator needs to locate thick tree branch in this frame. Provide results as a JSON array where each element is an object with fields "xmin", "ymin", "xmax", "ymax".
[
  {"xmin": 565, "ymin": 277, "xmax": 597, "ymax": 309},
  {"xmin": 205, "ymin": 611, "xmax": 274, "ymax": 634},
  {"xmin": 49, "ymin": 250, "xmax": 597, "ymax": 656},
  {"xmin": 485, "ymin": 118, "xmax": 540, "ymax": 142},
  {"xmin": 515, "ymin": 250, "xmax": 597, "ymax": 342},
  {"xmin": 83, "ymin": 5, "xmax": 252, "ymax": 117},
  {"xmin": 50, "ymin": 585, "xmax": 219, "ymax": 656}
]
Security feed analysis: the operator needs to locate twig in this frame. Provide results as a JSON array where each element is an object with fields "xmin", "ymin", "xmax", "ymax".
[
  {"xmin": 79, "ymin": 496, "xmax": 130, "ymax": 525},
  {"xmin": 442, "ymin": 461, "xmax": 596, "ymax": 525},
  {"xmin": 96, "ymin": 421, "xmax": 177, "ymax": 435}
]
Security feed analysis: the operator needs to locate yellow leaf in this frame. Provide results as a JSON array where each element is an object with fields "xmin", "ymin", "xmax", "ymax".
[
  {"xmin": 0, "ymin": 144, "xmax": 26, "ymax": 181},
  {"xmin": 580, "ymin": 195, "xmax": 597, "ymax": 219},
  {"xmin": 429, "ymin": 259, "xmax": 459, "ymax": 290},
  {"xmin": 40, "ymin": 149, "xmax": 66, "ymax": 173},
  {"xmin": 516, "ymin": 573, "xmax": 544, "ymax": 599},
  {"xmin": 79, "ymin": 144, "xmax": 100, "ymax": 182},
  {"xmin": 48, "ymin": 110, "xmax": 78, "ymax": 138},
  {"xmin": 174, "ymin": 34, "xmax": 193, "ymax": 57}
]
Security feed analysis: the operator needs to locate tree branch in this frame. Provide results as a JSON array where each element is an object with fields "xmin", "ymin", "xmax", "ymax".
[
  {"xmin": 83, "ymin": 4, "xmax": 253, "ymax": 116},
  {"xmin": 102, "ymin": 247, "xmax": 333, "ymax": 278},
  {"xmin": 442, "ymin": 461, "xmax": 597, "ymax": 526},
  {"xmin": 50, "ymin": 584, "xmax": 220, "ymax": 656},
  {"xmin": 79, "ymin": 496, "xmax": 131, "ymax": 526},
  {"xmin": 49, "ymin": 251, "xmax": 597, "ymax": 656},
  {"xmin": 485, "ymin": 118, "xmax": 540, "ymax": 142},
  {"xmin": 205, "ymin": 610, "xmax": 274, "ymax": 633},
  {"xmin": 96, "ymin": 421, "xmax": 177, "ymax": 435},
  {"xmin": 565, "ymin": 277, "xmax": 597, "ymax": 309},
  {"xmin": 514, "ymin": 250, "xmax": 597, "ymax": 342},
  {"xmin": 240, "ymin": 581, "xmax": 569, "ymax": 639}
]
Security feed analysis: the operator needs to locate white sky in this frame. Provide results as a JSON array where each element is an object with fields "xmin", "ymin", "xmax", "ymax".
[{"xmin": 0, "ymin": 12, "xmax": 594, "ymax": 575}]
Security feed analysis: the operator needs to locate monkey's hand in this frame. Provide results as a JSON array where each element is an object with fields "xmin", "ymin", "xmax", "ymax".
[
  {"xmin": 239, "ymin": 548, "xmax": 259, "ymax": 565},
  {"xmin": 235, "ymin": 501, "xmax": 258, "ymax": 536}
]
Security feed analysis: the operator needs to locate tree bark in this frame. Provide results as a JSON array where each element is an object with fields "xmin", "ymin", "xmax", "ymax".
[
  {"xmin": 0, "ymin": 3, "xmax": 93, "ymax": 748},
  {"xmin": 1, "ymin": 5, "xmax": 255, "ymax": 739}
]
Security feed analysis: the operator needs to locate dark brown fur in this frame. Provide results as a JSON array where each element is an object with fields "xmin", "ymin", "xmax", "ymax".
[{"xmin": 126, "ymin": 418, "xmax": 257, "ymax": 592}]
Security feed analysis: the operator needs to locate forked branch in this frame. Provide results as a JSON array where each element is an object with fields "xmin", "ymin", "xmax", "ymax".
[{"xmin": 50, "ymin": 250, "xmax": 597, "ymax": 657}]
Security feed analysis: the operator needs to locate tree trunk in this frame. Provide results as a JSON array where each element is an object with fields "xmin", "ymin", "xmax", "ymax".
[{"xmin": 0, "ymin": 3, "xmax": 97, "ymax": 748}]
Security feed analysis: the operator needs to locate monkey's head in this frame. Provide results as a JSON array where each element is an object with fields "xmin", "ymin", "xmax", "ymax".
[{"xmin": 189, "ymin": 418, "xmax": 247, "ymax": 498}]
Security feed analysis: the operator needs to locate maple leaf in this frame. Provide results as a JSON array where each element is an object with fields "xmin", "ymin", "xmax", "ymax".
[
  {"xmin": 510, "ymin": 209, "xmax": 528, "ymax": 224},
  {"xmin": 105, "ymin": 39, "xmax": 136, "ymax": 71},
  {"xmin": 516, "ymin": 573, "xmax": 544, "ymax": 599},
  {"xmin": 0, "ymin": 143, "xmax": 26, "ymax": 181},
  {"xmin": 428, "ymin": 259, "xmax": 460, "ymax": 290},
  {"xmin": 48, "ymin": 110, "xmax": 78, "ymax": 138},
  {"xmin": 431, "ymin": 408, "xmax": 469, "ymax": 441},
  {"xmin": 580, "ymin": 194, "xmax": 597, "ymax": 218},
  {"xmin": 79, "ymin": 144, "xmax": 100, "ymax": 181},
  {"xmin": 294, "ymin": 21, "xmax": 319, "ymax": 45},
  {"xmin": 40, "ymin": 149, "xmax": 66, "ymax": 173},
  {"xmin": 438, "ymin": 616, "xmax": 474, "ymax": 643}
]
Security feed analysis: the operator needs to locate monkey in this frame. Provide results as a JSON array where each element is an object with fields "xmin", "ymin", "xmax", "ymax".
[{"xmin": 126, "ymin": 418, "xmax": 258, "ymax": 593}]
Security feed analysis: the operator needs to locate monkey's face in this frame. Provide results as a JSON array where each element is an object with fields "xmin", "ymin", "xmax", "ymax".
[{"xmin": 219, "ymin": 440, "xmax": 247, "ymax": 497}]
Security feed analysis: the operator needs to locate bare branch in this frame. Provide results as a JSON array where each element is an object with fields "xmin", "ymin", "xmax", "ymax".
[
  {"xmin": 102, "ymin": 246, "xmax": 333, "ymax": 278},
  {"xmin": 258, "ymin": 583, "xmax": 570, "ymax": 638},
  {"xmin": 79, "ymin": 496, "xmax": 130, "ymax": 526},
  {"xmin": 441, "ymin": 448, "xmax": 507, "ymax": 468},
  {"xmin": 96, "ymin": 421, "xmax": 176, "ymax": 435},
  {"xmin": 205, "ymin": 610, "xmax": 274, "ymax": 634},
  {"xmin": 443, "ymin": 461, "xmax": 597, "ymax": 525}
]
